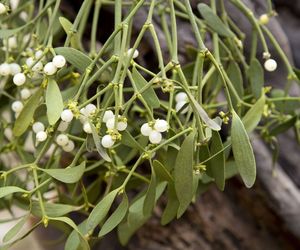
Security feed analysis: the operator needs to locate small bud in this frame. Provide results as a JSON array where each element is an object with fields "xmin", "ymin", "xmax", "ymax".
[{"xmin": 259, "ymin": 14, "xmax": 269, "ymax": 25}]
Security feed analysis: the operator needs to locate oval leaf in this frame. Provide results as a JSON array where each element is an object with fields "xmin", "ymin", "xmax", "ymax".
[
  {"xmin": 0, "ymin": 186, "xmax": 27, "ymax": 199},
  {"xmin": 174, "ymin": 132, "xmax": 195, "ymax": 218},
  {"xmin": 242, "ymin": 94, "xmax": 265, "ymax": 133},
  {"xmin": 50, "ymin": 217, "xmax": 90, "ymax": 250},
  {"xmin": 46, "ymin": 79, "xmax": 64, "ymax": 125},
  {"xmin": 3, "ymin": 216, "xmax": 28, "ymax": 243},
  {"xmin": 131, "ymin": 67, "xmax": 160, "ymax": 109},
  {"xmin": 197, "ymin": 3, "xmax": 234, "ymax": 37},
  {"xmin": 86, "ymin": 188, "xmax": 119, "ymax": 232},
  {"xmin": 32, "ymin": 201, "xmax": 76, "ymax": 217},
  {"xmin": 153, "ymin": 160, "xmax": 173, "ymax": 183},
  {"xmin": 143, "ymin": 166, "xmax": 157, "ymax": 216},
  {"xmin": 54, "ymin": 47, "xmax": 92, "ymax": 72},
  {"xmin": 208, "ymin": 131, "xmax": 225, "ymax": 190},
  {"xmin": 41, "ymin": 161, "xmax": 85, "ymax": 184},
  {"xmin": 99, "ymin": 193, "xmax": 129, "ymax": 237},
  {"xmin": 248, "ymin": 59, "xmax": 264, "ymax": 99},
  {"xmin": 231, "ymin": 111, "xmax": 256, "ymax": 188},
  {"xmin": 13, "ymin": 88, "xmax": 43, "ymax": 136}
]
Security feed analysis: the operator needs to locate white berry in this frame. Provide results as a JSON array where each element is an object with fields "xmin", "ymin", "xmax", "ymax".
[
  {"xmin": 101, "ymin": 135, "xmax": 115, "ymax": 148},
  {"xmin": 26, "ymin": 57, "xmax": 34, "ymax": 67},
  {"xmin": 35, "ymin": 50, "xmax": 43, "ymax": 59},
  {"xmin": 32, "ymin": 122, "xmax": 45, "ymax": 133},
  {"xmin": 36, "ymin": 131, "xmax": 47, "ymax": 142},
  {"xmin": 61, "ymin": 109, "xmax": 74, "ymax": 122},
  {"xmin": 11, "ymin": 101, "xmax": 23, "ymax": 113},
  {"xmin": 43, "ymin": 62, "xmax": 57, "ymax": 75},
  {"xmin": 103, "ymin": 110, "xmax": 114, "ymax": 123},
  {"xmin": 52, "ymin": 55, "xmax": 66, "ymax": 68},
  {"xmin": 141, "ymin": 123, "xmax": 152, "ymax": 136},
  {"xmin": 264, "ymin": 59, "xmax": 277, "ymax": 72},
  {"xmin": 85, "ymin": 104, "xmax": 97, "ymax": 116},
  {"xmin": 7, "ymin": 37, "xmax": 17, "ymax": 49},
  {"xmin": 154, "ymin": 119, "xmax": 168, "ymax": 132},
  {"xmin": 106, "ymin": 118, "xmax": 115, "ymax": 129},
  {"xmin": 83, "ymin": 122, "xmax": 92, "ymax": 134},
  {"xmin": 117, "ymin": 121, "xmax": 127, "ymax": 131},
  {"xmin": 20, "ymin": 88, "xmax": 31, "ymax": 100},
  {"xmin": 56, "ymin": 134, "xmax": 69, "ymax": 146},
  {"xmin": 62, "ymin": 140, "xmax": 75, "ymax": 152},
  {"xmin": 32, "ymin": 61, "xmax": 43, "ymax": 72},
  {"xmin": 0, "ymin": 3, "xmax": 7, "ymax": 14},
  {"xmin": 0, "ymin": 63, "xmax": 11, "ymax": 76},
  {"xmin": 9, "ymin": 63, "xmax": 21, "ymax": 75},
  {"xmin": 58, "ymin": 121, "xmax": 69, "ymax": 131},
  {"xmin": 175, "ymin": 92, "xmax": 188, "ymax": 103},
  {"xmin": 149, "ymin": 130, "xmax": 162, "ymax": 144},
  {"xmin": 13, "ymin": 73, "xmax": 26, "ymax": 86},
  {"xmin": 176, "ymin": 101, "xmax": 189, "ymax": 113},
  {"xmin": 127, "ymin": 48, "xmax": 139, "ymax": 59}
]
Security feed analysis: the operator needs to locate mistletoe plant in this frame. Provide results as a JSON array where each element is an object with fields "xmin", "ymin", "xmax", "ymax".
[{"xmin": 0, "ymin": 0, "xmax": 299, "ymax": 249}]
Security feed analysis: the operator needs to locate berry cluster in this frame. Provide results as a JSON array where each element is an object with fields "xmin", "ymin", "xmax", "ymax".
[{"xmin": 141, "ymin": 119, "xmax": 169, "ymax": 144}]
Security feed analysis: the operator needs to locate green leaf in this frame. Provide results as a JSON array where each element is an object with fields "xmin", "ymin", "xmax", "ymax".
[
  {"xmin": 0, "ymin": 27, "xmax": 23, "ymax": 39},
  {"xmin": 59, "ymin": 17, "xmax": 81, "ymax": 49},
  {"xmin": 242, "ymin": 94, "xmax": 265, "ymax": 133},
  {"xmin": 248, "ymin": 59, "xmax": 264, "ymax": 99},
  {"xmin": 90, "ymin": 122, "xmax": 111, "ymax": 162},
  {"xmin": 153, "ymin": 160, "xmax": 173, "ymax": 183},
  {"xmin": 132, "ymin": 66, "xmax": 160, "ymax": 109},
  {"xmin": 99, "ymin": 193, "xmax": 129, "ymax": 237},
  {"xmin": 54, "ymin": 47, "xmax": 92, "ymax": 73},
  {"xmin": 117, "ymin": 183, "xmax": 166, "ymax": 245},
  {"xmin": 231, "ymin": 111, "xmax": 256, "ymax": 188},
  {"xmin": 1, "ymin": 221, "xmax": 42, "ymax": 249},
  {"xmin": 225, "ymin": 161, "xmax": 239, "ymax": 179},
  {"xmin": 227, "ymin": 61, "xmax": 244, "ymax": 97},
  {"xmin": 0, "ymin": 186, "xmax": 27, "ymax": 199},
  {"xmin": 3, "ymin": 215, "xmax": 28, "ymax": 243},
  {"xmin": 143, "ymin": 166, "xmax": 157, "ymax": 216},
  {"xmin": 41, "ymin": 161, "xmax": 85, "ymax": 184},
  {"xmin": 208, "ymin": 131, "xmax": 225, "ymax": 190},
  {"xmin": 86, "ymin": 188, "xmax": 120, "ymax": 232},
  {"xmin": 32, "ymin": 201, "xmax": 76, "ymax": 217},
  {"xmin": 50, "ymin": 217, "xmax": 90, "ymax": 250},
  {"xmin": 174, "ymin": 132, "xmax": 195, "ymax": 218},
  {"xmin": 188, "ymin": 93, "xmax": 221, "ymax": 131},
  {"xmin": 13, "ymin": 88, "xmax": 43, "ymax": 136},
  {"xmin": 269, "ymin": 116, "xmax": 297, "ymax": 136},
  {"xmin": 65, "ymin": 220, "xmax": 88, "ymax": 250},
  {"xmin": 121, "ymin": 130, "xmax": 144, "ymax": 151},
  {"xmin": 197, "ymin": 3, "xmax": 234, "ymax": 37},
  {"xmin": 46, "ymin": 79, "xmax": 64, "ymax": 125},
  {"xmin": 161, "ymin": 184, "xmax": 179, "ymax": 225}
]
